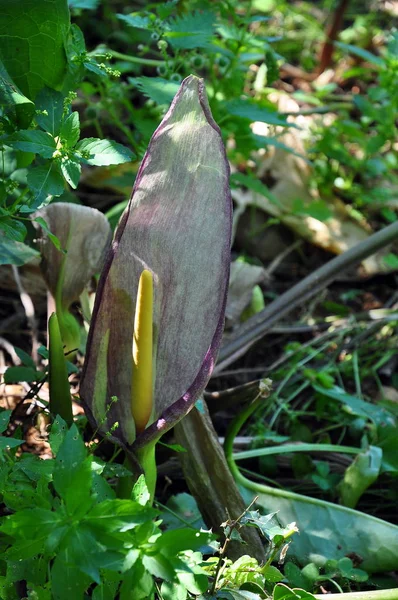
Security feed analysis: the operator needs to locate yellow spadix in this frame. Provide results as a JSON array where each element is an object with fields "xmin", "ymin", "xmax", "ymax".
[{"xmin": 131, "ymin": 269, "xmax": 153, "ymax": 433}]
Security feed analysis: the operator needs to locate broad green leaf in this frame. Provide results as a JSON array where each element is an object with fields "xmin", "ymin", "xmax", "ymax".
[
  {"xmin": 60, "ymin": 156, "xmax": 81, "ymax": 187},
  {"xmin": 60, "ymin": 111, "xmax": 80, "ymax": 147},
  {"xmin": 7, "ymin": 130, "xmax": 57, "ymax": 158},
  {"xmin": 0, "ymin": 217, "xmax": 27, "ymax": 242},
  {"xmin": 35, "ymin": 87, "xmax": 64, "ymax": 135},
  {"xmin": 249, "ymin": 487, "xmax": 398, "ymax": 573},
  {"xmin": 0, "ymin": 235, "xmax": 39, "ymax": 265},
  {"xmin": 27, "ymin": 164, "xmax": 65, "ymax": 205},
  {"xmin": 75, "ymin": 137, "xmax": 134, "ymax": 166},
  {"xmin": 0, "ymin": 436, "xmax": 24, "ymax": 450},
  {"xmin": 130, "ymin": 76, "xmax": 181, "ymax": 105},
  {"xmin": 0, "ymin": 0, "xmax": 70, "ymax": 100},
  {"xmin": 4, "ymin": 365, "xmax": 41, "ymax": 383},
  {"xmin": 0, "ymin": 58, "xmax": 35, "ymax": 128}
]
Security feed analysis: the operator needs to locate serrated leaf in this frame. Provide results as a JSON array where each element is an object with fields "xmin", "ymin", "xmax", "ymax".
[
  {"xmin": 129, "ymin": 76, "xmax": 181, "ymax": 106},
  {"xmin": 0, "ymin": 234, "xmax": 39, "ymax": 266},
  {"xmin": 35, "ymin": 88, "xmax": 64, "ymax": 135},
  {"xmin": 7, "ymin": 130, "xmax": 57, "ymax": 158},
  {"xmin": 60, "ymin": 156, "xmax": 81, "ymax": 188},
  {"xmin": 165, "ymin": 10, "xmax": 215, "ymax": 49},
  {"xmin": 27, "ymin": 164, "xmax": 65, "ymax": 205},
  {"xmin": 53, "ymin": 425, "xmax": 92, "ymax": 513},
  {"xmin": 60, "ymin": 111, "xmax": 80, "ymax": 147},
  {"xmin": 75, "ymin": 138, "xmax": 134, "ymax": 166}
]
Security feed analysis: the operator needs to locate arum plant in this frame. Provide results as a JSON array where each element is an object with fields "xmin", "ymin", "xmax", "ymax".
[
  {"xmin": 35, "ymin": 203, "xmax": 111, "ymax": 356},
  {"xmin": 80, "ymin": 75, "xmax": 232, "ymax": 499}
]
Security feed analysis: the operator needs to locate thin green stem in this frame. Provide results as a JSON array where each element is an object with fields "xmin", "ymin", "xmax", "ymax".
[
  {"xmin": 233, "ymin": 442, "xmax": 364, "ymax": 462},
  {"xmin": 108, "ymin": 49, "xmax": 165, "ymax": 67}
]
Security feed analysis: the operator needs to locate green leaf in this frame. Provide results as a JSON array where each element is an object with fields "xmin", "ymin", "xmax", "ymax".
[
  {"xmin": 49, "ymin": 415, "xmax": 69, "ymax": 455},
  {"xmin": 334, "ymin": 42, "xmax": 384, "ymax": 67},
  {"xmin": 129, "ymin": 76, "xmax": 181, "ymax": 106},
  {"xmin": 4, "ymin": 365, "xmax": 41, "ymax": 383},
  {"xmin": 69, "ymin": 0, "xmax": 101, "ymax": 9},
  {"xmin": 0, "ymin": 410, "xmax": 12, "ymax": 434},
  {"xmin": 7, "ymin": 130, "xmax": 57, "ymax": 158},
  {"xmin": 231, "ymin": 172, "xmax": 281, "ymax": 207},
  {"xmin": 0, "ymin": 58, "xmax": 35, "ymax": 128},
  {"xmin": 51, "ymin": 551, "xmax": 91, "ymax": 600},
  {"xmin": 0, "ymin": 0, "xmax": 70, "ymax": 100},
  {"xmin": 117, "ymin": 13, "xmax": 151, "ymax": 30},
  {"xmin": 0, "ymin": 436, "xmax": 25, "ymax": 450},
  {"xmin": 225, "ymin": 99, "xmax": 295, "ymax": 127},
  {"xmin": 165, "ymin": 10, "xmax": 215, "ymax": 49},
  {"xmin": 27, "ymin": 164, "xmax": 65, "ymax": 205},
  {"xmin": 273, "ymin": 583, "xmax": 316, "ymax": 600},
  {"xmin": 53, "ymin": 424, "xmax": 92, "ymax": 513},
  {"xmin": 60, "ymin": 111, "xmax": 80, "ymax": 147},
  {"xmin": 85, "ymin": 499, "xmax": 157, "ymax": 532},
  {"xmin": 0, "ymin": 217, "xmax": 27, "ymax": 242},
  {"xmin": 250, "ymin": 488, "xmax": 398, "ymax": 573},
  {"xmin": 35, "ymin": 87, "xmax": 64, "ymax": 135},
  {"xmin": 14, "ymin": 346, "xmax": 36, "ymax": 368},
  {"xmin": 60, "ymin": 156, "xmax": 81, "ymax": 188},
  {"xmin": 132, "ymin": 474, "xmax": 150, "ymax": 506},
  {"xmin": 75, "ymin": 138, "xmax": 134, "ymax": 166},
  {"xmin": 0, "ymin": 234, "xmax": 39, "ymax": 266},
  {"xmin": 263, "ymin": 565, "xmax": 284, "ymax": 582}
]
